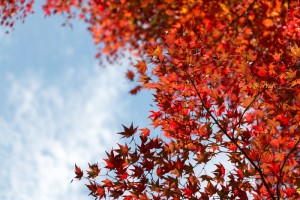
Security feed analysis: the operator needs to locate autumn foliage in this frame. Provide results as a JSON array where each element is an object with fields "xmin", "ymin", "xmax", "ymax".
[{"xmin": 3, "ymin": 0, "xmax": 300, "ymax": 199}]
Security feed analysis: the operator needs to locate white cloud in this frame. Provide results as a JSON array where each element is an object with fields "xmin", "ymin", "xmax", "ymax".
[{"xmin": 0, "ymin": 65, "xmax": 128, "ymax": 200}]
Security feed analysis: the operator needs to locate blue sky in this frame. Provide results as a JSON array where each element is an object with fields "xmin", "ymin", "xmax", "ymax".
[{"xmin": 0, "ymin": 4, "xmax": 152, "ymax": 200}]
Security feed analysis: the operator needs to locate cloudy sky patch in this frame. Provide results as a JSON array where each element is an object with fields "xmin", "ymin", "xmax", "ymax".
[
  {"xmin": 0, "ymin": 5, "xmax": 152, "ymax": 200},
  {"xmin": 0, "ymin": 63, "xmax": 130, "ymax": 200}
]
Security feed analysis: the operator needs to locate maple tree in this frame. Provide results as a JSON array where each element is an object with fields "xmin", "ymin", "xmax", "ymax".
[{"xmin": 2, "ymin": 0, "xmax": 300, "ymax": 199}]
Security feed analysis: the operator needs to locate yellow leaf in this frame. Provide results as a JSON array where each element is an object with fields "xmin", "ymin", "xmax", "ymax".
[
  {"xmin": 291, "ymin": 79, "xmax": 300, "ymax": 87},
  {"xmin": 247, "ymin": 51, "xmax": 257, "ymax": 62},
  {"xmin": 286, "ymin": 70, "xmax": 297, "ymax": 79},
  {"xmin": 263, "ymin": 19, "xmax": 273, "ymax": 27},
  {"xmin": 291, "ymin": 44, "xmax": 300, "ymax": 58},
  {"xmin": 219, "ymin": 3, "xmax": 229, "ymax": 14},
  {"xmin": 180, "ymin": 6, "xmax": 188, "ymax": 14}
]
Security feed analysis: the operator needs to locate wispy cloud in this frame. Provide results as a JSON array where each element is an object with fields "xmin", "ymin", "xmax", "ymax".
[{"xmin": 0, "ymin": 65, "xmax": 128, "ymax": 200}]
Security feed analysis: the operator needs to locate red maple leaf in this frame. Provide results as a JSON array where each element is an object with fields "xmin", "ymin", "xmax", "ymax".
[
  {"xmin": 74, "ymin": 164, "xmax": 83, "ymax": 180},
  {"xmin": 117, "ymin": 123, "xmax": 138, "ymax": 138},
  {"xmin": 126, "ymin": 70, "xmax": 135, "ymax": 81}
]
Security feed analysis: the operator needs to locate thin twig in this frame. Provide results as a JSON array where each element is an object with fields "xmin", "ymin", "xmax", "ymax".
[
  {"xmin": 186, "ymin": 73, "xmax": 275, "ymax": 200},
  {"xmin": 276, "ymin": 137, "xmax": 300, "ymax": 199},
  {"xmin": 232, "ymin": 92, "xmax": 261, "ymax": 137}
]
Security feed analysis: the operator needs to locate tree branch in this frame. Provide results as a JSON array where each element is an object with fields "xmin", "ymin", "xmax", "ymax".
[
  {"xmin": 232, "ymin": 92, "xmax": 261, "ymax": 137},
  {"xmin": 276, "ymin": 137, "xmax": 300, "ymax": 200},
  {"xmin": 186, "ymin": 73, "xmax": 275, "ymax": 200}
]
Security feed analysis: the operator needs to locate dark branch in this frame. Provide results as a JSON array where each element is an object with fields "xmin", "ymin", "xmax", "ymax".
[{"xmin": 186, "ymin": 73, "xmax": 275, "ymax": 200}]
